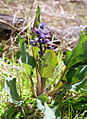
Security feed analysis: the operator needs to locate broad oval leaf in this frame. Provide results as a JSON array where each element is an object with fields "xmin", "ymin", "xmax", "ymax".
[
  {"xmin": 44, "ymin": 103, "xmax": 61, "ymax": 119},
  {"xmin": 44, "ymin": 103, "xmax": 56, "ymax": 119},
  {"xmin": 4, "ymin": 77, "xmax": 23, "ymax": 106},
  {"xmin": 37, "ymin": 99, "xmax": 44, "ymax": 112},
  {"xmin": 71, "ymin": 77, "xmax": 87, "ymax": 92},
  {"xmin": 40, "ymin": 50, "xmax": 58, "ymax": 78},
  {"xmin": 23, "ymin": 63, "xmax": 32, "ymax": 75},
  {"xmin": 66, "ymin": 65, "xmax": 87, "ymax": 84},
  {"xmin": 37, "ymin": 99, "xmax": 61, "ymax": 119},
  {"xmin": 64, "ymin": 32, "xmax": 87, "ymax": 68},
  {"xmin": 66, "ymin": 65, "xmax": 87, "ymax": 92}
]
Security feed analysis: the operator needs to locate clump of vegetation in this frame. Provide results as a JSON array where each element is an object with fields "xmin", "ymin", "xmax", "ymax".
[{"xmin": 0, "ymin": 5, "xmax": 87, "ymax": 119}]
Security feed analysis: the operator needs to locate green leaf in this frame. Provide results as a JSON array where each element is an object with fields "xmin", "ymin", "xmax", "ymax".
[
  {"xmin": 21, "ymin": 52, "xmax": 36, "ymax": 68},
  {"xmin": 38, "ymin": 94, "xmax": 49, "ymax": 105},
  {"xmin": 64, "ymin": 32, "xmax": 87, "ymax": 68},
  {"xmin": 37, "ymin": 99, "xmax": 61, "ymax": 119},
  {"xmin": 15, "ymin": 111, "xmax": 22, "ymax": 119},
  {"xmin": 23, "ymin": 63, "xmax": 32, "ymax": 75},
  {"xmin": 44, "ymin": 104, "xmax": 61, "ymax": 119},
  {"xmin": 21, "ymin": 52, "xmax": 28, "ymax": 63},
  {"xmin": 0, "ymin": 46, "xmax": 4, "ymax": 52},
  {"xmin": 44, "ymin": 103, "xmax": 56, "ymax": 119},
  {"xmin": 32, "ymin": 6, "xmax": 40, "ymax": 40},
  {"xmin": 71, "ymin": 77, "xmax": 87, "ymax": 92},
  {"xmin": 66, "ymin": 65, "xmax": 87, "ymax": 92},
  {"xmin": 54, "ymin": 85, "xmax": 71, "ymax": 105},
  {"xmin": 64, "ymin": 32, "xmax": 87, "ymax": 93},
  {"xmin": 52, "ymin": 106, "xmax": 61, "ymax": 119},
  {"xmin": 33, "ymin": 46, "xmax": 39, "ymax": 59},
  {"xmin": 66, "ymin": 65, "xmax": 87, "ymax": 84},
  {"xmin": 17, "ymin": 35, "xmax": 36, "ymax": 68},
  {"xmin": 37, "ymin": 99, "xmax": 44, "ymax": 112},
  {"xmin": 28, "ymin": 55, "xmax": 36, "ymax": 68},
  {"xmin": 33, "ymin": 5, "xmax": 40, "ymax": 29},
  {"xmin": 18, "ymin": 34, "xmax": 25, "ymax": 51},
  {"xmin": 40, "ymin": 50, "xmax": 58, "ymax": 78},
  {"xmin": 4, "ymin": 77, "xmax": 23, "ymax": 106},
  {"xmin": 16, "ymin": 51, "xmax": 21, "ymax": 59}
]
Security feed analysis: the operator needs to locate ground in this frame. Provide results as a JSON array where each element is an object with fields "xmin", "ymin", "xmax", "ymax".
[
  {"xmin": 0, "ymin": 0, "xmax": 87, "ymax": 52},
  {"xmin": 0, "ymin": 0, "xmax": 87, "ymax": 35}
]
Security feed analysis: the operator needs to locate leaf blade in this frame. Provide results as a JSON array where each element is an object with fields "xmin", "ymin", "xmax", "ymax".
[{"xmin": 64, "ymin": 32, "xmax": 87, "ymax": 68}]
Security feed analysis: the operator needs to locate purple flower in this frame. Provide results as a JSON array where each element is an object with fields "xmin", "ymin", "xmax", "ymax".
[
  {"xmin": 34, "ymin": 38, "xmax": 39, "ymax": 43},
  {"xmin": 45, "ymin": 39, "xmax": 50, "ymax": 43},
  {"xmin": 45, "ymin": 33, "xmax": 50, "ymax": 38},
  {"xmin": 51, "ymin": 47, "xmax": 54, "ymax": 50},
  {"xmin": 39, "ymin": 39, "xmax": 43, "ymax": 43},
  {"xmin": 39, "ymin": 22, "xmax": 46, "ymax": 29},
  {"xmin": 35, "ymin": 29, "xmax": 41, "ymax": 36},
  {"xmin": 30, "ymin": 39, "xmax": 34, "ymax": 44},
  {"xmin": 30, "ymin": 22, "xmax": 54, "ymax": 56},
  {"xmin": 47, "ymin": 46, "xmax": 54, "ymax": 50},
  {"xmin": 34, "ymin": 28, "xmax": 37, "ymax": 32},
  {"xmin": 40, "ymin": 33, "xmax": 45, "ymax": 38}
]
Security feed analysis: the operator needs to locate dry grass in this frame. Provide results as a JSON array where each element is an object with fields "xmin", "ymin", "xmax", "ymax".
[
  {"xmin": 0, "ymin": 0, "xmax": 87, "ymax": 51},
  {"xmin": 0, "ymin": 0, "xmax": 87, "ymax": 27}
]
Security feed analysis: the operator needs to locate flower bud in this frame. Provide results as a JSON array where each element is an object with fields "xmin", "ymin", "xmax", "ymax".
[{"xmin": 30, "ymin": 39, "xmax": 34, "ymax": 44}]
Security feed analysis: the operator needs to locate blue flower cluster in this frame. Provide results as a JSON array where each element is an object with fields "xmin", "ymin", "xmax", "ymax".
[{"xmin": 30, "ymin": 22, "xmax": 54, "ymax": 56}]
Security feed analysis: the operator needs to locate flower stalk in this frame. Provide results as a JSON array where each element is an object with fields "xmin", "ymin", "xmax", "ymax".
[{"xmin": 30, "ymin": 22, "xmax": 55, "ymax": 96}]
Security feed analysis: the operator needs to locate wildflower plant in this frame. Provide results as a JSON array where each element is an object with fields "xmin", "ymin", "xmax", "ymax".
[
  {"xmin": 16, "ymin": 6, "xmax": 58, "ymax": 98},
  {"xmin": 17, "ymin": 6, "xmax": 87, "ymax": 118},
  {"xmin": 4, "ymin": 5, "xmax": 87, "ymax": 119},
  {"xmin": 30, "ymin": 19, "xmax": 57, "ymax": 96}
]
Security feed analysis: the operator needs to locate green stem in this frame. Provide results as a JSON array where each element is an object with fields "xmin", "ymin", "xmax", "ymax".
[
  {"xmin": 47, "ymin": 85, "xmax": 64, "ymax": 96},
  {"xmin": 41, "ymin": 77, "xmax": 46, "ymax": 94},
  {"xmin": 55, "ymin": 67, "xmax": 67, "ymax": 88},
  {"xmin": 29, "ymin": 76, "xmax": 37, "ymax": 98},
  {"xmin": 36, "ymin": 67, "xmax": 41, "ymax": 96},
  {"xmin": 31, "ymin": 46, "xmax": 41, "ymax": 96}
]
